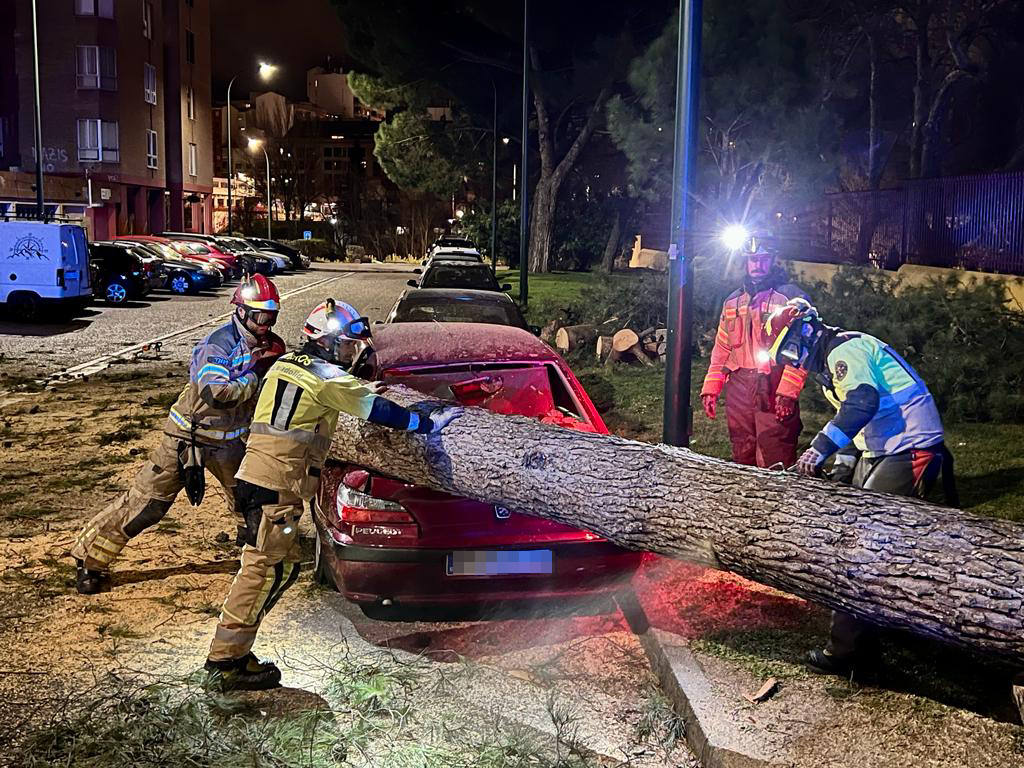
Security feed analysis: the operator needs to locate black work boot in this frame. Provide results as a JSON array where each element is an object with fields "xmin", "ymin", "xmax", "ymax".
[
  {"xmin": 807, "ymin": 648, "xmax": 853, "ymax": 677},
  {"xmin": 204, "ymin": 653, "xmax": 282, "ymax": 691},
  {"xmin": 75, "ymin": 559, "xmax": 107, "ymax": 595}
]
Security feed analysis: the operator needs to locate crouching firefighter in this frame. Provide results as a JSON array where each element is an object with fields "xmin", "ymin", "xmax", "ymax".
[
  {"xmin": 763, "ymin": 298, "xmax": 958, "ymax": 676},
  {"xmin": 204, "ymin": 299, "xmax": 462, "ymax": 691},
  {"xmin": 71, "ymin": 275, "xmax": 285, "ymax": 594}
]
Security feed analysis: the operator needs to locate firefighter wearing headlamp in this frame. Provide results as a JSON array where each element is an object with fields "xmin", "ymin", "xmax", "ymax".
[
  {"xmin": 763, "ymin": 297, "xmax": 955, "ymax": 675},
  {"xmin": 204, "ymin": 298, "xmax": 462, "ymax": 691},
  {"xmin": 71, "ymin": 275, "xmax": 285, "ymax": 594},
  {"xmin": 700, "ymin": 244, "xmax": 808, "ymax": 468}
]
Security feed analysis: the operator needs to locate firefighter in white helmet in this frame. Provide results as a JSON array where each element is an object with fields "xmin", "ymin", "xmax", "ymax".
[{"xmin": 204, "ymin": 298, "xmax": 461, "ymax": 691}]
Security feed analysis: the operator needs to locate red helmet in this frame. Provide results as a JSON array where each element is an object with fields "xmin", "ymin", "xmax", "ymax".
[
  {"xmin": 231, "ymin": 274, "xmax": 280, "ymax": 335},
  {"xmin": 231, "ymin": 274, "xmax": 280, "ymax": 312}
]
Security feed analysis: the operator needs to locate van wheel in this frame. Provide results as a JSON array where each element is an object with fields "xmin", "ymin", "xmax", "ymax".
[
  {"xmin": 169, "ymin": 273, "xmax": 193, "ymax": 295},
  {"xmin": 8, "ymin": 292, "xmax": 41, "ymax": 321},
  {"xmin": 313, "ymin": 529, "xmax": 338, "ymax": 590},
  {"xmin": 105, "ymin": 281, "xmax": 129, "ymax": 305}
]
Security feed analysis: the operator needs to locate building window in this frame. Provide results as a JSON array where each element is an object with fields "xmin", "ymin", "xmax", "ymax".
[
  {"xmin": 185, "ymin": 30, "xmax": 196, "ymax": 64},
  {"xmin": 146, "ymin": 129, "xmax": 158, "ymax": 169},
  {"xmin": 188, "ymin": 143, "xmax": 197, "ymax": 176},
  {"xmin": 186, "ymin": 86, "xmax": 195, "ymax": 120},
  {"xmin": 76, "ymin": 0, "xmax": 114, "ymax": 17},
  {"xmin": 77, "ymin": 119, "xmax": 119, "ymax": 163},
  {"xmin": 142, "ymin": 1, "xmax": 153, "ymax": 38},
  {"xmin": 77, "ymin": 46, "xmax": 117, "ymax": 90},
  {"xmin": 144, "ymin": 63, "xmax": 157, "ymax": 104}
]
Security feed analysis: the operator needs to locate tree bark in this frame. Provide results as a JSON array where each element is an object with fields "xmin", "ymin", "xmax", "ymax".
[
  {"xmin": 909, "ymin": 3, "xmax": 933, "ymax": 179},
  {"xmin": 600, "ymin": 207, "xmax": 622, "ymax": 273},
  {"xmin": 329, "ymin": 386, "xmax": 1024, "ymax": 665},
  {"xmin": 554, "ymin": 325, "xmax": 597, "ymax": 354}
]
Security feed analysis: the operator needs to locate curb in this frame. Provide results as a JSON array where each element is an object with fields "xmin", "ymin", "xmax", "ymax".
[{"xmin": 617, "ymin": 589, "xmax": 783, "ymax": 768}]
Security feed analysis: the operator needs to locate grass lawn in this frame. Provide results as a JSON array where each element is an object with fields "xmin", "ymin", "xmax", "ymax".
[
  {"xmin": 528, "ymin": 271, "xmax": 1024, "ymax": 524},
  {"xmin": 497, "ymin": 269, "xmax": 629, "ymax": 326}
]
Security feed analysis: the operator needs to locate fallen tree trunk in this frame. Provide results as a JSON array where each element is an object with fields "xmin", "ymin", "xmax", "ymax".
[
  {"xmin": 329, "ymin": 386, "xmax": 1024, "ymax": 665},
  {"xmin": 554, "ymin": 325, "xmax": 597, "ymax": 354}
]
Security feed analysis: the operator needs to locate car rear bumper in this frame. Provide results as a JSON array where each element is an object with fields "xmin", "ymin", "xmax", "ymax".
[{"xmin": 324, "ymin": 537, "xmax": 642, "ymax": 605}]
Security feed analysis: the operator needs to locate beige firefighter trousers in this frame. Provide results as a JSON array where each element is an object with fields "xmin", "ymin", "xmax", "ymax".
[
  {"xmin": 71, "ymin": 433, "xmax": 244, "ymax": 571},
  {"xmin": 207, "ymin": 480, "xmax": 303, "ymax": 662}
]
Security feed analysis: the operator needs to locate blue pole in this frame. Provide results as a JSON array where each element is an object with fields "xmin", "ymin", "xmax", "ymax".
[{"xmin": 663, "ymin": 0, "xmax": 702, "ymax": 447}]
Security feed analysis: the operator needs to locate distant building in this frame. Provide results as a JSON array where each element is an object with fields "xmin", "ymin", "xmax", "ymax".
[{"xmin": 0, "ymin": 0, "xmax": 214, "ymax": 237}]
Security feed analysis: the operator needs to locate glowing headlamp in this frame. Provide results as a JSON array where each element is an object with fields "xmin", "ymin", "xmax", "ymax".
[{"xmin": 720, "ymin": 224, "xmax": 750, "ymax": 252}]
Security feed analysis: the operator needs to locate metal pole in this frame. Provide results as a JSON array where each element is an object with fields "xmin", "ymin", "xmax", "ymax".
[
  {"xmin": 518, "ymin": 0, "xmax": 529, "ymax": 307},
  {"xmin": 662, "ymin": 0, "xmax": 702, "ymax": 447},
  {"xmin": 226, "ymin": 76, "xmax": 236, "ymax": 233},
  {"xmin": 30, "ymin": 0, "xmax": 45, "ymax": 220},
  {"xmin": 491, "ymin": 80, "xmax": 498, "ymax": 274},
  {"xmin": 264, "ymin": 147, "xmax": 271, "ymax": 240}
]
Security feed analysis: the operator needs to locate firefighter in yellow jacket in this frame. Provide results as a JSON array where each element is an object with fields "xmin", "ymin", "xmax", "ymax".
[
  {"xmin": 204, "ymin": 298, "xmax": 461, "ymax": 691},
  {"xmin": 71, "ymin": 275, "xmax": 284, "ymax": 594}
]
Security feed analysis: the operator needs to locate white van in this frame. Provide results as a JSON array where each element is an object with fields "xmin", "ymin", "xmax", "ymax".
[{"xmin": 0, "ymin": 221, "xmax": 92, "ymax": 318}]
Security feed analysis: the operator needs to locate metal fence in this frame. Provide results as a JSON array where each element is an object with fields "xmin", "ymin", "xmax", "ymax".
[{"xmin": 824, "ymin": 171, "xmax": 1024, "ymax": 276}]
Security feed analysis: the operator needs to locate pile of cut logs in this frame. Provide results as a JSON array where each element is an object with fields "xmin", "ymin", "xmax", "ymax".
[{"xmin": 554, "ymin": 324, "xmax": 668, "ymax": 365}]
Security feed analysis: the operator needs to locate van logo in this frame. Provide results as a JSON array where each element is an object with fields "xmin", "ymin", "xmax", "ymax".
[
  {"xmin": 9, "ymin": 235, "xmax": 49, "ymax": 262},
  {"xmin": 494, "ymin": 506, "xmax": 511, "ymax": 520}
]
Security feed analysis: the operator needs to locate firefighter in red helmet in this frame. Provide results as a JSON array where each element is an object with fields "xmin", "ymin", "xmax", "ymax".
[
  {"xmin": 71, "ymin": 275, "xmax": 286, "ymax": 594},
  {"xmin": 700, "ymin": 242, "xmax": 809, "ymax": 468}
]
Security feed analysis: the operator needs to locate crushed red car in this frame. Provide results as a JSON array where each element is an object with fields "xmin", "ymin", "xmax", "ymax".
[{"xmin": 313, "ymin": 322, "xmax": 641, "ymax": 614}]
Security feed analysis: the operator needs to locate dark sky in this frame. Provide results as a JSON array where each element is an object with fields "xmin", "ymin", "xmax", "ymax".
[{"xmin": 211, "ymin": 0, "xmax": 348, "ymax": 101}]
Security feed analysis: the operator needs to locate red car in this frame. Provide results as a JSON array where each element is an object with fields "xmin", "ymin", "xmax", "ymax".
[
  {"xmin": 313, "ymin": 323, "xmax": 642, "ymax": 615},
  {"xmin": 116, "ymin": 235, "xmax": 240, "ymax": 279}
]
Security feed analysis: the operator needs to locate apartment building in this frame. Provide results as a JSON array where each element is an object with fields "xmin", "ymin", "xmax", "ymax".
[{"xmin": 0, "ymin": 0, "xmax": 213, "ymax": 237}]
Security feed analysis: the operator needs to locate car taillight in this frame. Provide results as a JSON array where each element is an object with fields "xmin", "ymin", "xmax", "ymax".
[{"xmin": 336, "ymin": 484, "xmax": 418, "ymax": 542}]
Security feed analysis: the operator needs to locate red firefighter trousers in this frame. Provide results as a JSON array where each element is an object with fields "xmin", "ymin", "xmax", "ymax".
[{"xmin": 723, "ymin": 367, "xmax": 802, "ymax": 469}]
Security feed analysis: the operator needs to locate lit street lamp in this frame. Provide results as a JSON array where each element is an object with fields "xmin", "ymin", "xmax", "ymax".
[
  {"xmin": 226, "ymin": 62, "xmax": 277, "ymax": 233},
  {"xmin": 248, "ymin": 138, "xmax": 272, "ymax": 240}
]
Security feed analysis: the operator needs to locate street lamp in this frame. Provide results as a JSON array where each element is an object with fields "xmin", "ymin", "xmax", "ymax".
[
  {"xmin": 226, "ymin": 61, "xmax": 277, "ymax": 233},
  {"xmin": 248, "ymin": 138, "xmax": 272, "ymax": 240}
]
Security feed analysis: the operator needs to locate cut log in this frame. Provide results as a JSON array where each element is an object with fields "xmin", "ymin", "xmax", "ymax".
[
  {"xmin": 657, "ymin": 342, "xmax": 667, "ymax": 357},
  {"xmin": 611, "ymin": 329, "xmax": 640, "ymax": 353},
  {"xmin": 595, "ymin": 335, "xmax": 614, "ymax": 362},
  {"xmin": 638, "ymin": 327, "xmax": 657, "ymax": 342},
  {"xmin": 643, "ymin": 341, "xmax": 659, "ymax": 356},
  {"xmin": 554, "ymin": 325, "xmax": 597, "ymax": 354},
  {"xmin": 654, "ymin": 328, "xmax": 668, "ymax": 343},
  {"xmin": 329, "ymin": 385, "xmax": 1024, "ymax": 666}
]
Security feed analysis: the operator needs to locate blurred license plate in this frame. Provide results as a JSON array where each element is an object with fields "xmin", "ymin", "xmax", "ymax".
[{"xmin": 447, "ymin": 550, "xmax": 553, "ymax": 576}]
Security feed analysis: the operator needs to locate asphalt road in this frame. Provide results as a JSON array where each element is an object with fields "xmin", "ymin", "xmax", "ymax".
[{"xmin": 0, "ymin": 262, "xmax": 415, "ymax": 376}]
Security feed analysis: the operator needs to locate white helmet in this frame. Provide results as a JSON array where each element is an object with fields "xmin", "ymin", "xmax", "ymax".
[{"xmin": 302, "ymin": 298, "xmax": 371, "ymax": 343}]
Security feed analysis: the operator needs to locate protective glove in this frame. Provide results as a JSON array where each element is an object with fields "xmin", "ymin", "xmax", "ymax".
[
  {"xmin": 251, "ymin": 333, "xmax": 286, "ymax": 378},
  {"xmin": 414, "ymin": 405, "xmax": 463, "ymax": 434},
  {"xmin": 701, "ymin": 394, "xmax": 718, "ymax": 420},
  {"xmin": 795, "ymin": 446, "xmax": 826, "ymax": 477},
  {"xmin": 774, "ymin": 394, "xmax": 797, "ymax": 422}
]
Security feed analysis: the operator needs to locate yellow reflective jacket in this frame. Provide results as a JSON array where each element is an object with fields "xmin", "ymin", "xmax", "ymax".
[{"xmin": 235, "ymin": 351, "xmax": 379, "ymax": 499}]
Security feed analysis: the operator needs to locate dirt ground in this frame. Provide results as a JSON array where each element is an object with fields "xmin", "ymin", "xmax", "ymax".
[{"xmin": 0, "ymin": 362, "xmax": 694, "ymax": 767}]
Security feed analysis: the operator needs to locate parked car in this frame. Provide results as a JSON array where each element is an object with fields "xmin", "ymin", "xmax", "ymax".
[
  {"xmin": 410, "ymin": 260, "xmax": 512, "ymax": 292},
  {"xmin": 0, "ymin": 221, "xmax": 92, "ymax": 318},
  {"xmin": 119, "ymin": 235, "xmax": 239, "ymax": 280},
  {"xmin": 124, "ymin": 241, "xmax": 222, "ymax": 294},
  {"xmin": 428, "ymin": 236, "xmax": 478, "ymax": 256},
  {"xmin": 313, "ymin": 322, "xmax": 642, "ymax": 613},
  {"xmin": 218, "ymin": 236, "xmax": 289, "ymax": 273},
  {"xmin": 88, "ymin": 242, "xmax": 153, "ymax": 305},
  {"xmin": 421, "ymin": 250, "xmax": 484, "ymax": 267},
  {"xmin": 385, "ymin": 288, "xmax": 534, "ymax": 331},
  {"xmin": 159, "ymin": 232, "xmax": 250, "ymax": 277},
  {"xmin": 246, "ymin": 237, "xmax": 307, "ymax": 270},
  {"xmin": 93, "ymin": 241, "xmax": 165, "ymax": 291}
]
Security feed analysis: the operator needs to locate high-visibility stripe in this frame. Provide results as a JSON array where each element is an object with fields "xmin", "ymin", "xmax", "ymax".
[
  {"xmin": 168, "ymin": 408, "xmax": 248, "ymax": 441},
  {"xmin": 270, "ymin": 381, "xmax": 301, "ymax": 431},
  {"xmin": 823, "ymin": 422, "xmax": 852, "ymax": 450}
]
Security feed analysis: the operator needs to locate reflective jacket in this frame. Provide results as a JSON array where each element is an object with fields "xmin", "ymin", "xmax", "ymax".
[
  {"xmin": 811, "ymin": 332, "xmax": 944, "ymax": 459},
  {"xmin": 236, "ymin": 351, "xmax": 423, "ymax": 500},
  {"xmin": 164, "ymin": 317, "xmax": 261, "ymax": 445},
  {"xmin": 700, "ymin": 271, "xmax": 808, "ymax": 400}
]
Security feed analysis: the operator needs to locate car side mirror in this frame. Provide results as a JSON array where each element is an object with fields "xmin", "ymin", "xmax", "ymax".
[
  {"xmin": 501, "ymin": 283, "xmax": 513, "ymax": 291},
  {"xmin": 413, "ymin": 268, "xmax": 422, "ymax": 274},
  {"xmin": 407, "ymin": 279, "xmax": 419, "ymax": 288},
  {"xmin": 529, "ymin": 325, "xmax": 542, "ymax": 336}
]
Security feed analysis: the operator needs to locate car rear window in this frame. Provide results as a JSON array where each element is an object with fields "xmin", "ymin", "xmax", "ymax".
[
  {"xmin": 421, "ymin": 265, "xmax": 497, "ymax": 290},
  {"xmin": 391, "ymin": 297, "xmax": 523, "ymax": 327},
  {"xmin": 381, "ymin": 363, "xmax": 594, "ymax": 431}
]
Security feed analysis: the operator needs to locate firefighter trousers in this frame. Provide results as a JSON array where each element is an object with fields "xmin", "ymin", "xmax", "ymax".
[
  {"xmin": 723, "ymin": 368, "xmax": 802, "ymax": 469},
  {"xmin": 71, "ymin": 433, "xmax": 244, "ymax": 571},
  {"xmin": 827, "ymin": 446, "xmax": 944, "ymax": 660},
  {"xmin": 208, "ymin": 480, "xmax": 303, "ymax": 662}
]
